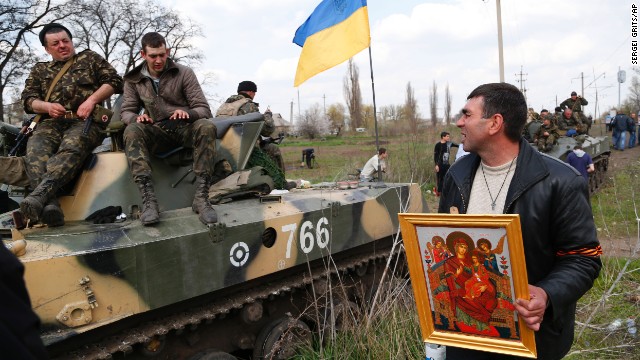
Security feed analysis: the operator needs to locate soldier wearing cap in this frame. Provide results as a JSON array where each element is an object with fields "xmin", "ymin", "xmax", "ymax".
[
  {"xmin": 559, "ymin": 91, "xmax": 588, "ymax": 113},
  {"xmin": 216, "ymin": 81, "xmax": 285, "ymax": 176},
  {"xmin": 16, "ymin": 23, "xmax": 123, "ymax": 226},
  {"xmin": 534, "ymin": 114, "xmax": 560, "ymax": 152},
  {"xmin": 559, "ymin": 91, "xmax": 590, "ymax": 131}
]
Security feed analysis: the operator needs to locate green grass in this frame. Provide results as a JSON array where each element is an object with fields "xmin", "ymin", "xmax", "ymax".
[
  {"xmin": 280, "ymin": 126, "xmax": 461, "ymax": 203},
  {"xmin": 292, "ymin": 277, "xmax": 425, "ymax": 360},
  {"xmin": 592, "ymin": 161, "xmax": 640, "ymax": 239}
]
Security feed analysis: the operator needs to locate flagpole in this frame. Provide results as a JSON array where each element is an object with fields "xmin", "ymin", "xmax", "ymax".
[{"xmin": 368, "ymin": 46, "xmax": 385, "ymax": 187}]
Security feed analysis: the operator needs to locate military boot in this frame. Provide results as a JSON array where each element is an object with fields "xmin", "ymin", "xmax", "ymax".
[
  {"xmin": 42, "ymin": 198, "xmax": 65, "ymax": 227},
  {"xmin": 20, "ymin": 178, "xmax": 57, "ymax": 223},
  {"xmin": 136, "ymin": 177, "xmax": 160, "ymax": 225},
  {"xmin": 192, "ymin": 175, "xmax": 217, "ymax": 225}
]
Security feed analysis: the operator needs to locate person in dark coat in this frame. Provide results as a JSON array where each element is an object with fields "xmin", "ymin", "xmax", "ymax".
[
  {"xmin": 0, "ymin": 245, "xmax": 48, "ymax": 359},
  {"xmin": 438, "ymin": 83, "xmax": 602, "ymax": 360}
]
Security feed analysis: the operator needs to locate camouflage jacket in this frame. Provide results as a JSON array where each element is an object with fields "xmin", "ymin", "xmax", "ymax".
[
  {"xmin": 559, "ymin": 97, "xmax": 588, "ymax": 112},
  {"xmin": 534, "ymin": 123, "xmax": 559, "ymax": 140},
  {"xmin": 218, "ymin": 93, "xmax": 275, "ymax": 136},
  {"xmin": 120, "ymin": 58, "xmax": 212, "ymax": 125},
  {"xmin": 558, "ymin": 115, "xmax": 583, "ymax": 130},
  {"xmin": 22, "ymin": 50, "xmax": 123, "ymax": 115}
]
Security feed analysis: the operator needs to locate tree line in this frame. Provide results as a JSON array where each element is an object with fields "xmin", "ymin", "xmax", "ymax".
[{"xmin": 296, "ymin": 59, "xmax": 456, "ymax": 139}]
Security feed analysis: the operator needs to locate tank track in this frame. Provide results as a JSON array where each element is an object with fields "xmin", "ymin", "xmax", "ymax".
[{"xmin": 57, "ymin": 242, "xmax": 397, "ymax": 359}]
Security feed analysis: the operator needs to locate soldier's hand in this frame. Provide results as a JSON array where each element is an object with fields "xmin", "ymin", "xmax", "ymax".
[
  {"xmin": 77, "ymin": 99, "xmax": 97, "ymax": 119},
  {"xmin": 136, "ymin": 114, "xmax": 154, "ymax": 124},
  {"xmin": 169, "ymin": 109, "xmax": 189, "ymax": 121},
  {"xmin": 48, "ymin": 102, "xmax": 67, "ymax": 118}
]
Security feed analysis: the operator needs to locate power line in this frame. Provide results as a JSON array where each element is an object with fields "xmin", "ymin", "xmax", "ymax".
[{"xmin": 515, "ymin": 65, "xmax": 528, "ymax": 103}]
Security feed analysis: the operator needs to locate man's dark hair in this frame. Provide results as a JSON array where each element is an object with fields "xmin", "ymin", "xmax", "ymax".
[
  {"xmin": 378, "ymin": 147, "xmax": 386, "ymax": 155},
  {"xmin": 467, "ymin": 83, "xmax": 527, "ymax": 142},
  {"xmin": 440, "ymin": 131, "xmax": 449, "ymax": 138},
  {"xmin": 39, "ymin": 23, "xmax": 72, "ymax": 46},
  {"xmin": 141, "ymin": 32, "xmax": 167, "ymax": 51}
]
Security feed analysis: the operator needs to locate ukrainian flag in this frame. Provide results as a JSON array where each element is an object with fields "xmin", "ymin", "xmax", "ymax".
[{"xmin": 293, "ymin": 0, "xmax": 370, "ymax": 87}]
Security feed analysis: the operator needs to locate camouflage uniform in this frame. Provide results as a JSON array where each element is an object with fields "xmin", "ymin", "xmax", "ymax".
[
  {"xmin": 558, "ymin": 114, "xmax": 588, "ymax": 134},
  {"xmin": 217, "ymin": 94, "xmax": 285, "ymax": 174},
  {"xmin": 559, "ymin": 96, "xmax": 589, "ymax": 130},
  {"xmin": 559, "ymin": 97, "xmax": 588, "ymax": 113},
  {"xmin": 534, "ymin": 118, "xmax": 560, "ymax": 151},
  {"xmin": 0, "ymin": 157, "xmax": 31, "ymax": 187},
  {"xmin": 522, "ymin": 119, "xmax": 542, "ymax": 142},
  {"xmin": 123, "ymin": 120, "xmax": 217, "ymax": 181},
  {"xmin": 21, "ymin": 49, "xmax": 124, "ymax": 189}
]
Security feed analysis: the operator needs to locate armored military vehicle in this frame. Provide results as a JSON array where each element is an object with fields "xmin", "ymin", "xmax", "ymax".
[
  {"xmin": 0, "ymin": 112, "xmax": 427, "ymax": 359},
  {"xmin": 542, "ymin": 134, "xmax": 611, "ymax": 193}
]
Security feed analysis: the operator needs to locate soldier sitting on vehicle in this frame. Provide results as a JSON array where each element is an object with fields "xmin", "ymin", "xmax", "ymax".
[
  {"xmin": 558, "ymin": 108, "xmax": 587, "ymax": 136},
  {"xmin": 534, "ymin": 114, "xmax": 560, "ymax": 152},
  {"xmin": 522, "ymin": 109, "xmax": 547, "ymax": 142},
  {"xmin": 554, "ymin": 106, "xmax": 563, "ymax": 126}
]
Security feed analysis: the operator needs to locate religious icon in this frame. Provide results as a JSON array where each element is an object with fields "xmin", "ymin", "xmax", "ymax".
[{"xmin": 399, "ymin": 213, "xmax": 536, "ymax": 358}]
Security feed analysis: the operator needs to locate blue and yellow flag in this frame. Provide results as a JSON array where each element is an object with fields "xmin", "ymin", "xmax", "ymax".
[{"xmin": 293, "ymin": 0, "xmax": 370, "ymax": 87}]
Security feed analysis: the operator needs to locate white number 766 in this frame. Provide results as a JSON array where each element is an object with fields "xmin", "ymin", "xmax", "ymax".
[{"xmin": 282, "ymin": 217, "xmax": 330, "ymax": 259}]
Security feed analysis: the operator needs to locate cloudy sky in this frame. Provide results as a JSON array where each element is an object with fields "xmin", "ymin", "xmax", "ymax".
[{"xmin": 160, "ymin": 0, "xmax": 632, "ymax": 122}]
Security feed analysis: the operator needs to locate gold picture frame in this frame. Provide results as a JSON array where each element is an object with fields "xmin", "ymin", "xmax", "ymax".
[{"xmin": 399, "ymin": 213, "xmax": 536, "ymax": 358}]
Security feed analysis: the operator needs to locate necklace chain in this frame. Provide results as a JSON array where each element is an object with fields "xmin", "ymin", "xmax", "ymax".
[{"xmin": 481, "ymin": 157, "xmax": 516, "ymax": 211}]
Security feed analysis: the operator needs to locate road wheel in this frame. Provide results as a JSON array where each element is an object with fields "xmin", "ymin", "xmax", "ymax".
[{"xmin": 252, "ymin": 317, "xmax": 311, "ymax": 359}]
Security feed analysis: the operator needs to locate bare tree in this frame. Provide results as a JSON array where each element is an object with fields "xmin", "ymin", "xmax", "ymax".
[
  {"xmin": 296, "ymin": 103, "xmax": 327, "ymax": 139},
  {"xmin": 627, "ymin": 67, "xmax": 640, "ymax": 113},
  {"xmin": 430, "ymin": 80, "xmax": 438, "ymax": 127},
  {"xmin": 327, "ymin": 103, "xmax": 346, "ymax": 136},
  {"xmin": 343, "ymin": 59, "xmax": 363, "ymax": 129},
  {"xmin": 362, "ymin": 104, "xmax": 374, "ymax": 130},
  {"xmin": 68, "ymin": 0, "xmax": 203, "ymax": 74},
  {"xmin": 403, "ymin": 81, "xmax": 418, "ymax": 133},
  {"xmin": 0, "ymin": 0, "xmax": 69, "ymax": 122},
  {"xmin": 379, "ymin": 104, "xmax": 403, "ymax": 122},
  {"xmin": 444, "ymin": 83, "xmax": 452, "ymax": 125}
]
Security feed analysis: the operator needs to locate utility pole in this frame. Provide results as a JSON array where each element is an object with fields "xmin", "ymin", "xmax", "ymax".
[
  {"xmin": 496, "ymin": 0, "xmax": 505, "ymax": 82},
  {"xmin": 323, "ymin": 94, "xmax": 326, "ymax": 120},
  {"xmin": 297, "ymin": 89, "xmax": 301, "ymax": 118},
  {"xmin": 290, "ymin": 100, "xmax": 294, "ymax": 126},
  {"xmin": 515, "ymin": 65, "xmax": 528, "ymax": 103}
]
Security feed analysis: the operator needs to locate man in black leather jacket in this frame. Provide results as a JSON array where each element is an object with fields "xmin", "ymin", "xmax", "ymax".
[{"xmin": 439, "ymin": 83, "xmax": 602, "ymax": 360}]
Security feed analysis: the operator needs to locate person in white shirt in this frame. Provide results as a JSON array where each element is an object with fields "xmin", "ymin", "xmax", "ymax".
[
  {"xmin": 455, "ymin": 142, "xmax": 470, "ymax": 161},
  {"xmin": 360, "ymin": 148, "xmax": 387, "ymax": 181}
]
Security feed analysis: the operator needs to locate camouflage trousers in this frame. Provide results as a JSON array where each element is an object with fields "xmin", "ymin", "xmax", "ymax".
[
  {"xmin": 537, "ymin": 135, "xmax": 557, "ymax": 151},
  {"xmin": 261, "ymin": 143, "xmax": 285, "ymax": 175},
  {"xmin": 0, "ymin": 156, "xmax": 31, "ymax": 187},
  {"xmin": 123, "ymin": 119, "xmax": 217, "ymax": 182},
  {"xmin": 25, "ymin": 118, "xmax": 105, "ymax": 189}
]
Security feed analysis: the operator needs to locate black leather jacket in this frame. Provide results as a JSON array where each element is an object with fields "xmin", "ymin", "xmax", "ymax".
[{"xmin": 438, "ymin": 139, "xmax": 601, "ymax": 360}]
